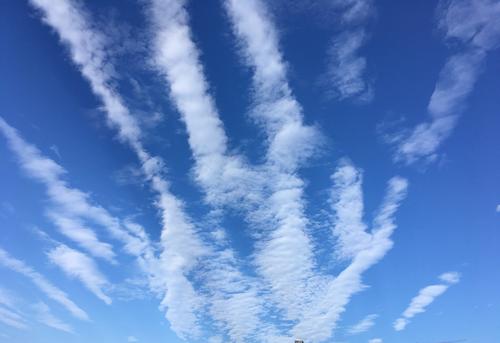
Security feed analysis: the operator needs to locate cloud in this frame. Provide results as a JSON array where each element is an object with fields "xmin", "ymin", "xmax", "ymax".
[
  {"xmin": 33, "ymin": 302, "xmax": 73, "ymax": 333},
  {"xmin": 291, "ymin": 171, "xmax": 407, "ymax": 342},
  {"xmin": 325, "ymin": 0, "xmax": 375, "ymax": 102},
  {"xmin": 439, "ymin": 272, "xmax": 461, "ymax": 284},
  {"xmin": 0, "ymin": 288, "xmax": 17, "ymax": 310},
  {"xmin": 369, "ymin": 339, "xmax": 383, "ymax": 343},
  {"xmin": 0, "ymin": 306, "xmax": 28, "ymax": 330},
  {"xmin": 149, "ymin": 0, "xmax": 280, "ymax": 340},
  {"xmin": 224, "ymin": 0, "xmax": 320, "ymax": 170},
  {"xmin": 28, "ymin": 0, "xmax": 410, "ymax": 342},
  {"xmin": 47, "ymin": 244, "xmax": 112, "ymax": 305},
  {"xmin": 0, "ymin": 117, "xmax": 156, "ymax": 294},
  {"xmin": 0, "ymin": 290, "xmax": 28, "ymax": 331},
  {"xmin": 394, "ymin": 272, "xmax": 461, "ymax": 331},
  {"xmin": 47, "ymin": 212, "xmax": 116, "ymax": 263},
  {"xmin": 27, "ymin": 0, "xmax": 213, "ymax": 339},
  {"xmin": 127, "ymin": 336, "xmax": 138, "ymax": 342},
  {"xmin": 147, "ymin": 0, "xmax": 409, "ymax": 341},
  {"xmin": 224, "ymin": 0, "xmax": 320, "ymax": 327},
  {"xmin": 0, "ymin": 117, "xmax": 122, "ymax": 263},
  {"xmin": 331, "ymin": 160, "xmax": 371, "ymax": 259},
  {"xmin": 393, "ymin": 0, "xmax": 500, "ymax": 164},
  {"xmin": 0, "ymin": 248, "xmax": 88, "ymax": 320},
  {"xmin": 348, "ymin": 314, "xmax": 378, "ymax": 335}
]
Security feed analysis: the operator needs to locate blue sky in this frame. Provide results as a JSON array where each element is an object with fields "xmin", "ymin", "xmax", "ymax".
[{"xmin": 0, "ymin": 0, "xmax": 499, "ymax": 342}]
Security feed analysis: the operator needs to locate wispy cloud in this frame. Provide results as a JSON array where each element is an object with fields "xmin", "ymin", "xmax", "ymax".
[
  {"xmin": 331, "ymin": 160, "xmax": 371, "ymax": 259},
  {"xmin": 348, "ymin": 313, "xmax": 378, "ymax": 335},
  {"xmin": 393, "ymin": 0, "xmax": 500, "ymax": 164},
  {"xmin": 33, "ymin": 302, "xmax": 73, "ymax": 333},
  {"xmin": 369, "ymin": 338, "xmax": 383, "ymax": 343},
  {"xmin": 148, "ymin": 0, "xmax": 261, "ymax": 209},
  {"xmin": 0, "ymin": 306, "xmax": 28, "ymax": 330},
  {"xmin": 0, "ymin": 248, "xmax": 88, "ymax": 321},
  {"xmin": 147, "ymin": 2, "xmax": 268, "ymax": 340},
  {"xmin": 0, "ymin": 117, "xmax": 155, "ymax": 280},
  {"xmin": 48, "ymin": 244, "xmax": 112, "ymax": 305},
  {"xmin": 28, "ymin": 0, "xmax": 410, "ymax": 342},
  {"xmin": 394, "ymin": 272, "xmax": 461, "ymax": 331},
  {"xmin": 224, "ymin": 0, "xmax": 320, "ymax": 326},
  {"xmin": 0, "ymin": 117, "xmax": 120, "ymax": 263},
  {"xmin": 224, "ymin": 1, "xmax": 407, "ymax": 341},
  {"xmin": 325, "ymin": 0, "xmax": 375, "ymax": 102},
  {"xmin": 28, "ymin": 0, "xmax": 211, "ymax": 339},
  {"xmin": 0, "ymin": 289, "xmax": 28, "ymax": 330},
  {"xmin": 0, "ymin": 288, "xmax": 17, "ymax": 310},
  {"xmin": 291, "ymin": 168, "xmax": 407, "ymax": 341}
]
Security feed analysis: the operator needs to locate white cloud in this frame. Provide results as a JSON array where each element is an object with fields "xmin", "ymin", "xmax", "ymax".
[
  {"xmin": 224, "ymin": 0, "xmax": 320, "ymax": 171},
  {"xmin": 127, "ymin": 336, "xmax": 138, "ymax": 342},
  {"xmin": 326, "ymin": 0, "xmax": 375, "ymax": 102},
  {"xmin": 0, "ymin": 248, "xmax": 88, "ymax": 320},
  {"xmin": 0, "ymin": 306, "xmax": 28, "ymax": 330},
  {"xmin": 148, "ymin": 0, "xmax": 272, "ymax": 340},
  {"xmin": 327, "ymin": 29, "xmax": 372, "ymax": 102},
  {"xmin": 224, "ymin": 0, "xmax": 320, "ymax": 326},
  {"xmin": 439, "ymin": 271, "xmax": 461, "ymax": 284},
  {"xmin": 149, "ymin": 0, "xmax": 264, "ymax": 212},
  {"xmin": 331, "ymin": 160, "xmax": 371, "ymax": 259},
  {"xmin": 0, "ymin": 117, "xmax": 126, "ymax": 263},
  {"xmin": 496, "ymin": 204, "xmax": 500, "ymax": 212},
  {"xmin": 47, "ymin": 212, "xmax": 116, "ymax": 263},
  {"xmin": 148, "ymin": 2, "xmax": 407, "ymax": 341},
  {"xmin": 0, "ymin": 288, "xmax": 17, "ymax": 311},
  {"xmin": 33, "ymin": 302, "xmax": 73, "ymax": 333},
  {"xmin": 0, "ymin": 291, "xmax": 28, "ymax": 331},
  {"xmin": 291, "ymin": 172, "xmax": 407, "ymax": 342},
  {"xmin": 47, "ymin": 244, "xmax": 112, "ymax": 305},
  {"xmin": 348, "ymin": 314, "xmax": 378, "ymax": 335},
  {"xmin": 27, "ymin": 0, "xmax": 212, "ymax": 339},
  {"xmin": 394, "ymin": 0, "xmax": 500, "ymax": 164},
  {"xmin": 394, "ymin": 272, "xmax": 461, "ymax": 331},
  {"xmin": 27, "ymin": 1, "xmax": 410, "ymax": 342},
  {"xmin": 369, "ymin": 338, "xmax": 383, "ymax": 343},
  {"xmin": 393, "ymin": 317, "xmax": 408, "ymax": 331},
  {"xmin": 0, "ymin": 117, "xmax": 155, "ymax": 281}
]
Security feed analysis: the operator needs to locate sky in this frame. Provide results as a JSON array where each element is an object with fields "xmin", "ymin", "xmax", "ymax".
[{"xmin": 0, "ymin": 0, "xmax": 499, "ymax": 342}]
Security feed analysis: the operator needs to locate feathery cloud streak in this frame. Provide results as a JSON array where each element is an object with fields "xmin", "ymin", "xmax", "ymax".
[
  {"xmin": 291, "ymin": 167, "xmax": 407, "ymax": 342},
  {"xmin": 224, "ymin": 0, "xmax": 319, "ymax": 324},
  {"xmin": 348, "ymin": 313, "xmax": 378, "ymax": 335},
  {"xmin": 33, "ymin": 302, "xmax": 73, "ymax": 333},
  {"xmin": 394, "ymin": 272, "xmax": 461, "ymax": 331},
  {"xmin": 0, "ymin": 288, "xmax": 29, "ymax": 330},
  {"xmin": 147, "ymin": 2, "xmax": 271, "ymax": 340},
  {"xmin": 0, "ymin": 306, "xmax": 28, "ymax": 330},
  {"xmin": 148, "ymin": 0, "xmax": 257, "ymax": 206},
  {"xmin": 0, "ymin": 290, "xmax": 28, "ymax": 331},
  {"xmin": 326, "ymin": 0, "xmax": 375, "ymax": 102},
  {"xmin": 0, "ymin": 117, "xmax": 115, "ymax": 262},
  {"xmin": 395, "ymin": 0, "xmax": 500, "ymax": 164},
  {"xmin": 27, "ymin": 0, "xmax": 215, "ymax": 338},
  {"xmin": 0, "ymin": 248, "xmax": 88, "ymax": 321},
  {"xmin": 27, "ymin": 0, "xmax": 411, "ymax": 341},
  {"xmin": 224, "ymin": 2, "xmax": 408, "ymax": 341},
  {"xmin": 0, "ymin": 117, "xmax": 151, "ymax": 263},
  {"xmin": 48, "ymin": 244, "xmax": 112, "ymax": 305}
]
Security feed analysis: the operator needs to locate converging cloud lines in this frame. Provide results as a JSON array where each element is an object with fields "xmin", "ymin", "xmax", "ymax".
[{"xmin": 1, "ymin": 0, "xmax": 490, "ymax": 341}]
